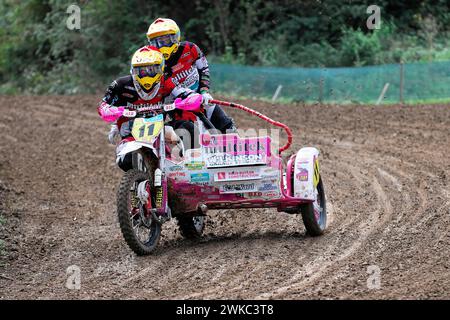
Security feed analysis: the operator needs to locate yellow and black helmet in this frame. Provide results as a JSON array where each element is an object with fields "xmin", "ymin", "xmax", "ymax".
[
  {"xmin": 130, "ymin": 46, "xmax": 165, "ymax": 95},
  {"xmin": 146, "ymin": 18, "xmax": 181, "ymax": 60}
]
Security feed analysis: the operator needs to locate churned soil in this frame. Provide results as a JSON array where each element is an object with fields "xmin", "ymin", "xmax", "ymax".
[{"xmin": 0, "ymin": 95, "xmax": 449, "ymax": 299}]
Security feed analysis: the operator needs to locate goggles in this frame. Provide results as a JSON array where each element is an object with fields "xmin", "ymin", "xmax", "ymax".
[
  {"xmin": 132, "ymin": 64, "xmax": 163, "ymax": 79},
  {"xmin": 148, "ymin": 34, "xmax": 178, "ymax": 49}
]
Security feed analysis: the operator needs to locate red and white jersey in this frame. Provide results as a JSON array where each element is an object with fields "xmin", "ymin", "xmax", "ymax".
[{"xmin": 163, "ymin": 41, "xmax": 210, "ymax": 93}]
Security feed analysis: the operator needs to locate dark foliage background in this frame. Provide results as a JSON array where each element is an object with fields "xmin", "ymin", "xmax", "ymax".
[{"xmin": 1, "ymin": 0, "xmax": 449, "ymax": 93}]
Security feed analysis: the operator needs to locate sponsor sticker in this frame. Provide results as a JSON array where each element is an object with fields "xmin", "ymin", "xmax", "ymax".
[
  {"xmin": 313, "ymin": 158, "xmax": 320, "ymax": 187},
  {"xmin": 296, "ymin": 168, "xmax": 309, "ymax": 181},
  {"xmin": 172, "ymin": 66, "xmax": 197, "ymax": 85},
  {"xmin": 201, "ymin": 134, "xmax": 271, "ymax": 156},
  {"xmin": 260, "ymin": 168, "xmax": 280, "ymax": 179},
  {"xmin": 247, "ymin": 192, "xmax": 263, "ymax": 197},
  {"xmin": 262, "ymin": 191, "xmax": 280, "ymax": 198},
  {"xmin": 214, "ymin": 168, "xmax": 261, "ymax": 182},
  {"xmin": 143, "ymin": 114, "xmax": 163, "ymax": 122},
  {"xmin": 296, "ymin": 157, "xmax": 309, "ymax": 165},
  {"xmin": 168, "ymin": 172, "xmax": 187, "ymax": 179},
  {"xmin": 185, "ymin": 148, "xmax": 203, "ymax": 162},
  {"xmin": 247, "ymin": 191, "xmax": 280, "ymax": 198},
  {"xmin": 169, "ymin": 165, "xmax": 184, "ymax": 172},
  {"xmin": 190, "ymin": 173, "xmax": 210, "ymax": 184},
  {"xmin": 257, "ymin": 181, "xmax": 279, "ymax": 192},
  {"xmin": 185, "ymin": 162, "xmax": 204, "ymax": 170},
  {"xmin": 127, "ymin": 102, "xmax": 163, "ymax": 111},
  {"xmin": 219, "ymin": 182, "xmax": 257, "ymax": 194}
]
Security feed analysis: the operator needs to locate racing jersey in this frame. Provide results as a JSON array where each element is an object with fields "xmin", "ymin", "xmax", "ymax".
[
  {"xmin": 164, "ymin": 41, "xmax": 210, "ymax": 94},
  {"xmin": 99, "ymin": 75, "xmax": 189, "ymax": 136}
]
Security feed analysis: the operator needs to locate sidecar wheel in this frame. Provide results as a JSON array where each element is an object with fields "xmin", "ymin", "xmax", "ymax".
[
  {"xmin": 177, "ymin": 216, "xmax": 205, "ymax": 239},
  {"xmin": 300, "ymin": 177, "xmax": 327, "ymax": 236}
]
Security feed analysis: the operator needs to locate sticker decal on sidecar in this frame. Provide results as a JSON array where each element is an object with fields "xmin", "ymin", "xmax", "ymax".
[{"xmin": 200, "ymin": 134, "xmax": 271, "ymax": 168}]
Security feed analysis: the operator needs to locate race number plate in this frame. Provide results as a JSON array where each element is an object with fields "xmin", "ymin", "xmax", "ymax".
[{"xmin": 131, "ymin": 114, "xmax": 164, "ymax": 143}]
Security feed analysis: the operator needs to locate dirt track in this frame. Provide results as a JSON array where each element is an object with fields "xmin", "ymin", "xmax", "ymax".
[{"xmin": 0, "ymin": 95, "xmax": 449, "ymax": 299}]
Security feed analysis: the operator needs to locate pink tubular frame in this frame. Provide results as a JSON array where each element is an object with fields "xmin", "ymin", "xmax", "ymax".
[{"xmin": 210, "ymin": 100, "xmax": 293, "ymax": 153}]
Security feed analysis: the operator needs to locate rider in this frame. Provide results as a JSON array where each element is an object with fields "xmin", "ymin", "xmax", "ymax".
[
  {"xmin": 146, "ymin": 18, "xmax": 235, "ymax": 133},
  {"xmin": 98, "ymin": 46, "xmax": 195, "ymax": 171}
]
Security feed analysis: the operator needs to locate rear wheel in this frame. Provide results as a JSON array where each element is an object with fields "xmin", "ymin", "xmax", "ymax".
[
  {"xmin": 177, "ymin": 216, "xmax": 205, "ymax": 239},
  {"xmin": 117, "ymin": 169, "xmax": 161, "ymax": 255},
  {"xmin": 300, "ymin": 177, "xmax": 327, "ymax": 236}
]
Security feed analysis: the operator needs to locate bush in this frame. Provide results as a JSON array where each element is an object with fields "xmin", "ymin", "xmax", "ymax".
[
  {"xmin": 287, "ymin": 42, "xmax": 340, "ymax": 67},
  {"xmin": 2, "ymin": 0, "xmax": 450, "ymax": 94},
  {"xmin": 339, "ymin": 27, "xmax": 383, "ymax": 66}
]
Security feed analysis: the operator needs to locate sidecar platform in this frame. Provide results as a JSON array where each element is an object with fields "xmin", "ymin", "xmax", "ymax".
[{"xmin": 204, "ymin": 196, "xmax": 313, "ymax": 212}]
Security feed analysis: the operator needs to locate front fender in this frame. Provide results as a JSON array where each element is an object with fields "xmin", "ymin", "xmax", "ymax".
[
  {"xmin": 116, "ymin": 141, "xmax": 155, "ymax": 159},
  {"xmin": 293, "ymin": 147, "xmax": 320, "ymax": 200}
]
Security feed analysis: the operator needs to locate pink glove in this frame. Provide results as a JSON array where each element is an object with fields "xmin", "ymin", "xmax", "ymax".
[{"xmin": 98, "ymin": 102, "xmax": 124, "ymax": 123}]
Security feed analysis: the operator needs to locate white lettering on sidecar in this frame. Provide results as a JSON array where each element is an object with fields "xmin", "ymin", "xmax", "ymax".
[{"xmin": 205, "ymin": 153, "xmax": 265, "ymax": 168}]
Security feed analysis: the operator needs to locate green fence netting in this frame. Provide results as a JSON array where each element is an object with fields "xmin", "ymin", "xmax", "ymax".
[{"xmin": 210, "ymin": 61, "xmax": 450, "ymax": 104}]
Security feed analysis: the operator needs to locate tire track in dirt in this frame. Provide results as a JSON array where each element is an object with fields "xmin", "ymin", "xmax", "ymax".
[{"xmin": 258, "ymin": 169, "xmax": 394, "ymax": 299}]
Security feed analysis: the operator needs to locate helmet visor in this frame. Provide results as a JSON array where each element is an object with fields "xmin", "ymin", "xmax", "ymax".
[
  {"xmin": 148, "ymin": 34, "xmax": 178, "ymax": 49},
  {"xmin": 132, "ymin": 64, "xmax": 163, "ymax": 78}
]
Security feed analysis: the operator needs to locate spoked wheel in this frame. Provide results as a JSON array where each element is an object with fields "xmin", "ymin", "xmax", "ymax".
[
  {"xmin": 177, "ymin": 216, "xmax": 205, "ymax": 239},
  {"xmin": 117, "ymin": 169, "xmax": 161, "ymax": 255},
  {"xmin": 300, "ymin": 177, "xmax": 327, "ymax": 236}
]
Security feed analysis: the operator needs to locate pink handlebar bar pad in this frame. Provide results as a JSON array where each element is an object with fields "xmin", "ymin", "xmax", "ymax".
[
  {"xmin": 98, "ymin": 103, "xmax": 125, "ymax": 123},
  {"xmin": 174, "ymin": 94, "xmax": 202, "ymax": 112}
]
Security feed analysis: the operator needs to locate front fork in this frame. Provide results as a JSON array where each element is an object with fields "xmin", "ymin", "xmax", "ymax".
[
  {"xmin": 152, "ymin": 128, "xmax": 171, "ymax": 224},
  {"xmin": 132, "ymin": 128, "xmax": 171, "ymax": 224}
]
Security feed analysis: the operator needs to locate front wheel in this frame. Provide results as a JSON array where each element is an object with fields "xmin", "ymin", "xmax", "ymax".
[
  {"xmin": 300, "ymin": 177, "xmax": 327, "ymax": 236},
  {"xmin": 117, "ymin": 169, "xmax": 161, "ymax": 255}
]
